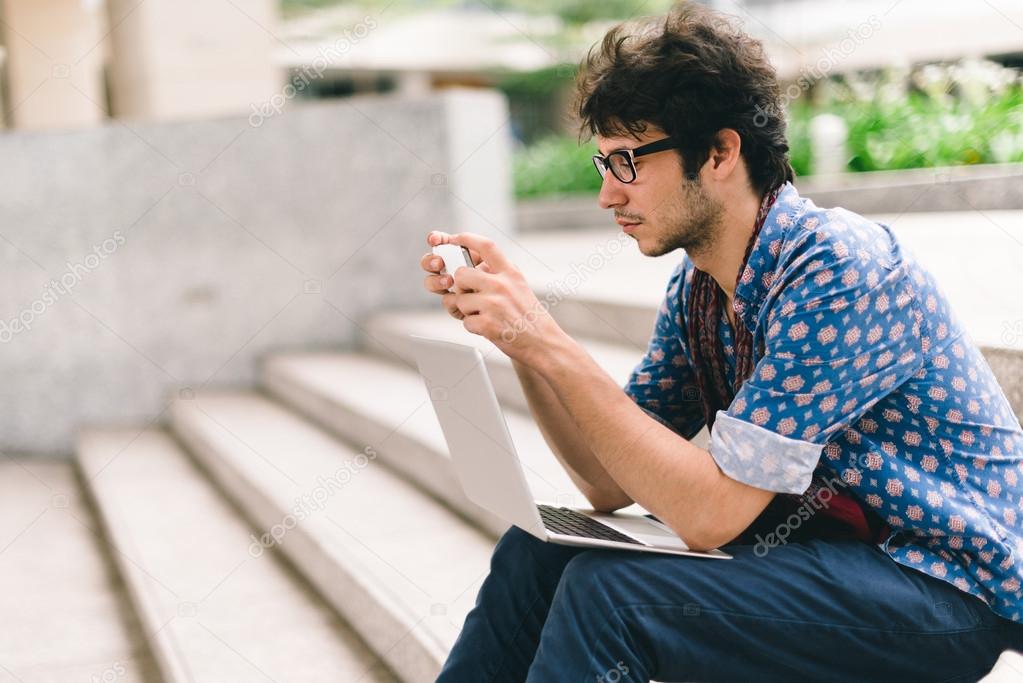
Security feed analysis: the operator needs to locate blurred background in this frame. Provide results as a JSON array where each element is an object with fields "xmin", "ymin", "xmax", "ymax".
[{"xmin": 0, "ymin": 1, "xmax": 1021, "ymax": 681}]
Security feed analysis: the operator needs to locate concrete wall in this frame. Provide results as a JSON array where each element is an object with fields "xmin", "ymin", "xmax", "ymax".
[
  {"xmin": 0, "ymin": 89, "xmax": 513, "ymax": 455},
  {"xmin": 516, "ymin": 163, "xmax": 1023, "ymax": 233}
]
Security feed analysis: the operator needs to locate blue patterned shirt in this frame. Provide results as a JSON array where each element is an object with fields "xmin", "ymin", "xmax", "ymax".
[{"xmin": 624, "ymin": 181, "xmax": 1023, "ymax": 623}]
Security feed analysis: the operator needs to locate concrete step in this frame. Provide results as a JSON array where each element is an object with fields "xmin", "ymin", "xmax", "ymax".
[
  {"xmin": 979, "ymin": 649, "xmax": 1023, "ymax": 682},
  {"xmin": 515, "ymin": 220, "xmax": 1023, "ymax": 350},
  {"xmin": 515, "ymin": 227, "xmax": 673, "ymax": 350},
  {"xmin": 77, "ymin": 429, "xmax": 395, "ymax": 683},
  {"xmin": 512, "ymin": 226, "xmax": 1023, "ymax": 420},
  {"xmin": 0, "ymin": 460, "xmax": 158, "ymax": 682},
  {"xmin": 359, "ymin": 309, "xmax": 643, "ymax": 414},
  {"xmin": 169, "ymin": 391, "xmax": 495, "ymax": 683},
  {"xmin": 261, "ymin": 350, "xmax": 604, "ymax": 539}
]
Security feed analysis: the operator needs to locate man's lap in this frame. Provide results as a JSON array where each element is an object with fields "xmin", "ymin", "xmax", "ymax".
[
  {"xmin": 553, "ymin": 537, "xmax": 993, "ymax": 634},
  {"xmin": 512, "ymin": 528, "xmax": 1019, "ymax": 681}
]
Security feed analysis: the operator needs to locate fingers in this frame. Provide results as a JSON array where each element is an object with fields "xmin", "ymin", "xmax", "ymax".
[
  {"xmin": 420, "ymin": 251, "xmax": 444, "ymax": 274},
  {"xmin": 423, "ymin": 272, "xmax": 454, "ymax": 295},
  {"xmin": 423, "ymin": 232, "xmax": 496, "ymax": 313},
  {"xmin": 426, "ymin": 231, "xmax": 486, "ymax": 268},
  {"xmin": 449, "ymin": 233, "xmax": 511, "ymax": 272},
  {"xmin": 464, "ymin": 247, "xmax": 483, "ymax": 267},
  {"xmin": 450, "ymin": 265, "xmax": 487, "ymax": 293},
  {"xmin": 441, "ymin": 292, "xmax": 466, "ymax": 320},
  {"xmin": 421, "ymin": 247, "xmax": 457, "ymax": 294},
  {"xmin": 424, "ymin": 269, "xmax": 477, "ymax": 295},
  {"xmin": 427, "ymin": 230, "xmax": 452, "ymax": 247},
  {"xmin": 443, "ymin": 291, "xmax": 484, "ymax": 318}
]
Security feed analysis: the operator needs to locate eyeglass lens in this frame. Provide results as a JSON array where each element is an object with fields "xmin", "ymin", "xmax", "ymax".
[{"xmin": 593, "ymin": 152, "xmax": 635, "ymax": 183}]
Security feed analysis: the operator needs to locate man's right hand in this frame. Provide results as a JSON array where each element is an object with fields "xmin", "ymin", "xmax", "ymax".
[{"xmin": 420, "ymin": 230, "xmax": 486, "ymax": 321}]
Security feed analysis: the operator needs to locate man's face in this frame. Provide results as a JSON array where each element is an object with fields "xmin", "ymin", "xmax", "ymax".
[{"xmin": 596, "ymin": 125, "xmax": 724, "ymax": 258}]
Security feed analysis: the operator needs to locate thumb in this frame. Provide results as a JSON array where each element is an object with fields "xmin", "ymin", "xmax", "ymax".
[{"xmin": 450, "ymin": 233, "xmax": 511, "ymax": 273}]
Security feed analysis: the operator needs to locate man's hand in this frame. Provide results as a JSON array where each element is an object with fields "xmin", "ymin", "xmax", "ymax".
[
  {"xmin": 419, "ymin": 230, "xmax": 568, "ymax": 366},
  {"xmin": 421, "ymin": 231, "xmax": 489, "ymax": 320}
]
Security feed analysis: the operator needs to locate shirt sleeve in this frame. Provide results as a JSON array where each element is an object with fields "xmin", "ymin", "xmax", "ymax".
[
  {"xmin": 709, "ymin": 242, "xmax": 926, "ymax": 495},
  {"xmin": 623, "ymin": 261, "xmax": 706, "ymax": 441}
]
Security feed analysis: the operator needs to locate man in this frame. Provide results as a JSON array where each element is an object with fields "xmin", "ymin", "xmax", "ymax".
[{"xmin": 419, "ymin": 2, "xmax": 1023, "ymax": 680}]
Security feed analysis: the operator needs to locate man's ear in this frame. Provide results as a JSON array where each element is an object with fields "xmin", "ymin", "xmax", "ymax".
[{"xmin": 707, "ymin": 128, "xmax": 742, "ymax": 179}]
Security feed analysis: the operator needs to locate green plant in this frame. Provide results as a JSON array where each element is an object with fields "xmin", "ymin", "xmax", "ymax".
[
  {"xmin": 837, "ymin": 88, "xmax": 1023, "ymax": 172},
  {"xmin": 785, "ymin": 104, "xmax": 812, "ymax": 178},
  {"xmin": 805, "ymin": 60, "xmax": 1023, "ymax": 174},
  {"xmin": 513, "ymin": 135, "xmax": 603, "ymax": 198}
]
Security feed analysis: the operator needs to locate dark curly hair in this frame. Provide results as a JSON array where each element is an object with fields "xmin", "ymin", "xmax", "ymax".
[{"xmin": 574, "ymin": 1, "xmax": 794, "ymax": 194}]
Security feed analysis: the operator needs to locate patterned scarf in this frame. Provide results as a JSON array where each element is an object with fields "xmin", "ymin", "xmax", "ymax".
[{"xmin": 686, "ymin": 185, "xmax": 780, "ymax": 432}]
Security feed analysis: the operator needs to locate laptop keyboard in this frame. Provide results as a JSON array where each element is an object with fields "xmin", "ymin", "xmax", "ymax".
[{"xmin": 537, "ymin": 505, "xmax": 642, "ymax": 545}]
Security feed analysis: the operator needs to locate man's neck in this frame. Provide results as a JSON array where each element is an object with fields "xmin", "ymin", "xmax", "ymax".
[{"xmin": 687, "ymin": 187, "xmax": 763, "ymax": 302}]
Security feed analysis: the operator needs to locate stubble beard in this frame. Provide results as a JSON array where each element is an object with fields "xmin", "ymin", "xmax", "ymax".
[{"xmin": 643, "ymin": 176, "xmax": 725, "ymax": 259}]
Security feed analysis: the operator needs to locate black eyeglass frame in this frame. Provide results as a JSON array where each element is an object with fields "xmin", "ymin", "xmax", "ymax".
[{"xmin": 591, "ymin": 136, "xmax": 679, "ymax": 184}]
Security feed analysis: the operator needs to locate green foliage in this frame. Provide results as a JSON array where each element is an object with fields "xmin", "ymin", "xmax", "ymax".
[
  {"xmin": 835, "ymin": 88, "xmax": 1023, "ymax": 172},
  {"xmin": 496, "ymin": 65, "xmax": 575, "ymax": 100},
  {"xmin": 281, "ymin": 0, "xmax": 675, "ymax": 25},
  {"xmin": 785, "ymin": 104, "xmax": 812, "ymax": 178},
  {"xmin": 281, "ymin": 0, "xmax": 350, "ymax": 16},
  {"xmin": 513, "ymin": 135, "xmax": 603, "ymax": 198},
  {"xmin": 486, "ymin": 0, "xmax": 674, "ymax": 25}
]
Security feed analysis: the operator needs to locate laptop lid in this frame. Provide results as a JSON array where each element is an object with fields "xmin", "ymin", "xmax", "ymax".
[{"xmin": 411, "ymin": 335, "xmax": 547, "ymax": 540}]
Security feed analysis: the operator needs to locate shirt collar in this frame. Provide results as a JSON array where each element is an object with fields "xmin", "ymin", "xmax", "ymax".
[{"xmin": 732, "ymin": 181, "xmax": 807, "ymax": 333}]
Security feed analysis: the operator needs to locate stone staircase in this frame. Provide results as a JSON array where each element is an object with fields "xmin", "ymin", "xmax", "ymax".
[{"xmin": 2, "ymin": 224, "xmax": 1021, "ymax": 682}]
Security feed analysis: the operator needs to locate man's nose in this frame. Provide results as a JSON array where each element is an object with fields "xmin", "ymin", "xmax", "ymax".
[{"xmin": 597, "ymin": 171, "xmax": 627, "ymax": 210}]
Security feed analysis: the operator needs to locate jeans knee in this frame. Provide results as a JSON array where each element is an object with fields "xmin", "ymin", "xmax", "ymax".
[
  {"xmin": 556, "ymin": 552, "xmax": 690, "ymax": 616},
  {"xmin": 490, "ymin": 526, "xmax": 589, "ymax": 588},
  {"xmin": 564, "ymin": 549, "xmax": 619, "ymax": 577},
  {"xmin": 492, "ymin": 525, "xmax": 544, "ymax": 564},
  {"xmin": 557, "ymin": 551, "xmax": 621, "ymax": 603}
]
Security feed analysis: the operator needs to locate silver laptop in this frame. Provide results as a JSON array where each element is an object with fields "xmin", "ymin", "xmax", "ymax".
[{"xmin": 411, "ymin": 335, "xmax": 730, "ymax": 560}]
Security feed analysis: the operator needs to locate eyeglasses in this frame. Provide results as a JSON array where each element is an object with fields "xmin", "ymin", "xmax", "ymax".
[{"xmin": 592, "ymin": 136, "xmax": 679, "ymax": 184}]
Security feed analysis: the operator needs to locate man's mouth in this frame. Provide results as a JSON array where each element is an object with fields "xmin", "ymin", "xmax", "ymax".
[{"xmin": 616, "ymin": 218, "xmax": 641, "ymax": 233}]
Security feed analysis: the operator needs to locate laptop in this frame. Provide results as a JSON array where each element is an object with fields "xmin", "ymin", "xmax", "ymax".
[{"xmin": 411, "ymin": 335, "xmax": 731, "ymax": 560}]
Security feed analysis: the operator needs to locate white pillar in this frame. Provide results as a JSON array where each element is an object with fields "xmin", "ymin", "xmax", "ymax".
[
  {"xmin": 105, "ymin": 0, "xmax": 282, "ymax": 122},
  {"xmin": 395, "ymin": 71, "xmax": 432, "ymax": 97},
  {"xmin": 0, "ymin": 0, "xmax": 107, "ymax": 130},
  {"xmin": 809, "ymin": 113, "xmax": 849, "ymax": 176}
]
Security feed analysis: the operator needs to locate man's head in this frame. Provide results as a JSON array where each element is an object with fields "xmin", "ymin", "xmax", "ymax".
[{"xmin": 575, "ymin": 2, "xmax": 793, "ymax": 258}]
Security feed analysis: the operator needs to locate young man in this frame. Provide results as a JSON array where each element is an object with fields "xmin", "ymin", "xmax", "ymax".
[{"xmin": 420, "ymin": 2, "xmax": 1023, "ymax": 680}]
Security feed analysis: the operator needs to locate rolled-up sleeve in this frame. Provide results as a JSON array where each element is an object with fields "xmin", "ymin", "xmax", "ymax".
[
  {"xmin": 624, "ymin": 261, "xmax": 706, "ymax": 441},
  {"xmin": 709, "ymin": 411, "xmax": 825, "ymax": 494},
  {"xmin": 709, "ymin": 245, "xmax": 926, "ymax": 494}
]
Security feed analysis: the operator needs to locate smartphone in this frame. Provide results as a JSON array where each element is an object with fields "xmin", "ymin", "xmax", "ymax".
[{"xmin": 432, "ymin": 244, "xmax": 475, "ymax": 292}]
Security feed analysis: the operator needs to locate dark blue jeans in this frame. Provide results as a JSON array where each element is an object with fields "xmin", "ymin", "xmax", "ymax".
[{"xmin": 438, "ymin": 527, "xmax": 1023, "ymax": 682}]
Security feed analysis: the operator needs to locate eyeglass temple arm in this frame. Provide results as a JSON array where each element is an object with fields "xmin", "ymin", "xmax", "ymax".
[{"xmin": 632, "ymin": 137, "xmax": 677, "ymax": 158}]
